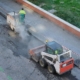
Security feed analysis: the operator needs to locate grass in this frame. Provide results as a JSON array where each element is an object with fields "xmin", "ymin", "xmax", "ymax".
[{"xmin": 28, "ymin": 0, "xmax": 80, "ymax": 28}]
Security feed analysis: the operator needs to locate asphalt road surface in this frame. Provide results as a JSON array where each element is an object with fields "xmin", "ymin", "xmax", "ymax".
[
  {"xmin": 0, "ymin": 15, "xmax": 80, "ymax": 80},
  {"xmin": 0, "ymin": 0, "xmax": 80, "ymax": 80}
]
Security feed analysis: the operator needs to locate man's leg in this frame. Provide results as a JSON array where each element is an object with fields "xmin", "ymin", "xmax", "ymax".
[{"xmin": 19, "ymin": 14, "xmax": 22, "ymax": 23}]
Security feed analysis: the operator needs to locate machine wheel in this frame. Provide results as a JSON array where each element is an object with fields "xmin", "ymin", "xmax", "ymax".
[
  {"xmin": 39, "ymin": 58, "xmax": 46, "ymax": 68},
  {"xmin": 48, "ymin": 65, "xmax": 55, "ymax": 74}
]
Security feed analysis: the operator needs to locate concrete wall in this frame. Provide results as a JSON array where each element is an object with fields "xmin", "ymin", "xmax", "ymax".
[{"xmin": 16, "ymin": 0, "xmax": 80, "ymax": 37}]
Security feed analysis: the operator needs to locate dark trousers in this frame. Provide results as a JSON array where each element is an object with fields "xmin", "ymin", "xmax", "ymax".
[{"xmin": 19, "ymin": 14, "xmax": 25, "ymax": 23}]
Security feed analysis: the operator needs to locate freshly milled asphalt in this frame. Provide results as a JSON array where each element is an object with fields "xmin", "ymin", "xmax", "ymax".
[{"xmin": 0, "ymin": 23, "xmax": 46, "ymax": 80}]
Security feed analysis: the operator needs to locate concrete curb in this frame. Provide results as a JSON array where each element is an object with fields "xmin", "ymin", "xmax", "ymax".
[{"xmin": 16, "ymin": 0, "xmax": 80, "ymax": 37}]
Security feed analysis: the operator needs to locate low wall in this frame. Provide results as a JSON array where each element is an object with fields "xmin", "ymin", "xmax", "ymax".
[{"xmin": 16, "ymin": 0, "xmax": 80, "ymax": 37}]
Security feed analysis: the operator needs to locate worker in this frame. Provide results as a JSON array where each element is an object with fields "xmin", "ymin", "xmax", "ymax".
[
  {"xmin": 19, "ymin": 8, "xmax": 26, "ymax": 23},
  {"xmin": 55, "ymin": 50, "xmax": 58, "ymax": 55}
]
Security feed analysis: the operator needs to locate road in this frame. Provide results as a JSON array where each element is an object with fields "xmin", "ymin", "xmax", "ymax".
[
  {"xmin": 0, "ymin": 23, "xmax": 80, "ymax": 80},
  {"xmin": 0, "ymin": 12, "xmax": 80, "ymax": 80},
  {"xmin": 0, "ymin": 20, "xmax": 46, "ymax": 80},
  {"xmin": 0, "ymin": 0, "xmax": 80, "ymax": 80}
]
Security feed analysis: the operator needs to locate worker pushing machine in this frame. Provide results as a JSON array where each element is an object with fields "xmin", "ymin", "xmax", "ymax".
[{"xmin": 19, "ymin": 8, "xmax": 26, "ymax": 23}]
